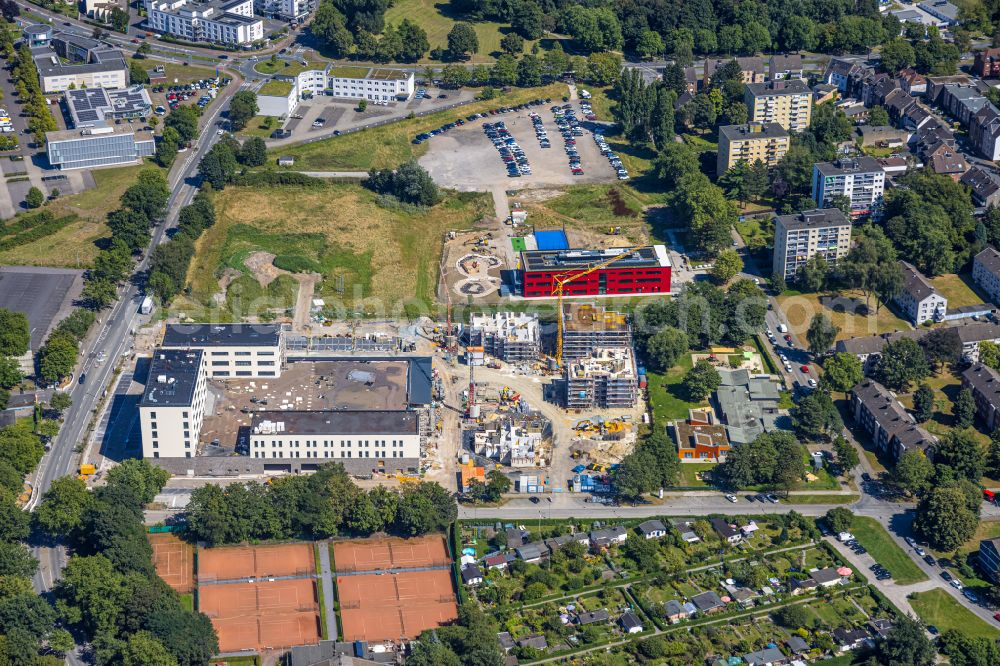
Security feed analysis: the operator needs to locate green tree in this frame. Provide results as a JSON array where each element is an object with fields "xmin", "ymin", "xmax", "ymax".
[
  {"xmin": 913, "ymin": 382, "xmax": 935, "ymax": 423},
  {"xmin": 680, "ymin": 360, "xmax": 721, "ymax": 401},
  {"xmin": 0, "ymin": 357, "xmax": 21, "ymax": 389},
  {"xmin": 892, "ymin": 449, "xmax": 934, "ymax": 496},
  {"xmin": 38, "ymin": 333, "xmax": 78, "ymax": 384},
  {"xmin": 934, "ymin": 428, "xmax": 985, "ymax": 482},
  {"xmin": 833, "ymin": 436, "xmax": 860, "ymax": 472},
  {"xmin": 33, "ymin": 475, "xmax": 92, "ymax": 537},
  {"xmin": 121, "ymin": 631, "xmax": 179, "ymax": 666},
  {"xmin": 395, "ymin": 482, "xmax": 457, "ymax": 535},
  {"xmin": 874, "ymin": 337, "xmax": 931, "ymax": 391},
  {"xmin": 489, "ymin": 54, "xmax": 518, "ymax": 86},
  {"xmin": 979, "ymin": 340, "xmax": 1000, "ymax": 369},
  {"xmin": 485, "ymin": 469, "xmax": 510, "ymax": 501},
  {"xmin": 806, "ymin": 313, "xmax": 839, "ymax": 355},
  {"xmin": 447, "ymin": 23, "xmax": 479, "ymax": 59},
  {"xmin": 922, "ymin": 326, "xmax": 962, "ymax": 371},
  {"xmin": 868, "ymin": 105, "xmax": 890, "ymax": 126},
  {"xmin": 821, "ymin": 353, "xmax": 863, "ymax": 392},
  {"xmin": 644, "ymin": 326, "xmax": 689, "ymax": 373},
  {"xmin": 915, "ymin": 485, "xmax": 979, "ymax": 551},
  {"xmin": 227, "ymin": 91, "xmax": 258, "ymax": 131},
  {"xmin": 24, "ymin": 186, "xmax": 43, "ymax": 209},
  {"xmin": 500, "ymin": 32, "xmax": 523, "ymax": 55},
  {"xmin": 710, "ymin": 248, "xmax": 743, "ymax": 283},
  {"xmin": 129, "ymin": 59, "xmax": 150, "ymax": 85},
  {"xmin": 238, "ymin": 136, "xmax": 267, "ymax": 167},
  {"xmin": 635, "ymin": 30, "xmax": 664, "ymax": 60},
  {"xmin": 880, "ymin": 37, "xmax": 916, "ymax": 72},
  {"xmin": 585, "ymin": 52, "xmax": 623, "ymax": 86},
  {"xmin": 791, "ymin": 389, "xmax": 843, "ymax": 442},
  {"xmin": 0, "ymin": 492, "xmax": 29, "ymax": 543},
  {"xmin": 872, "ymin": 615, "xmax": 935, "ymax": 666},
  {"xmin": 825, "ymin": 507, "xmax": 854, "ymax": 533},
  {"xmin": 954, "ymin": 388, "xmax": 977, "ymax": 429},
  {"xmin": 0, "ymin": 542, "xmax": 37, "ymax": 577},
  {"xmin": 0, "ymin": 310, "xmax": 28, "ymax": 358}
]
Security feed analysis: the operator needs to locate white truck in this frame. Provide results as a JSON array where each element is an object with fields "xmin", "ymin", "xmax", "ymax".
[{"xmin": 139, "ymin": 296, "xmax": 154, "ymax": 315}]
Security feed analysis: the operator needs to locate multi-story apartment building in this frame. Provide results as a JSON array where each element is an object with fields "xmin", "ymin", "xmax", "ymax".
[
  {"xmin": 463, "ymin": 312, "xmax": 540, "ymax": 362},
  {"xmin": 961, "ymin": 363, "xmax": 1000, "ymax": 432},
  {"xmin": 139, "ymin": 349, "xmax": 208, "ymax": 459},
  {"xmin": 970, "ymin": 105, "xmax": 1000, "ymax": 160},
  {"xmin": 974, "ymin": 47, "xmax": 1000, "ymax": 78},
  {"xmin": 703, "ymin": 57, "xmax": 765, "ymax": 85},
  {"xmin": 772, "ymin": 208, "xmax": 852, "ymax": 281},
  {"xmin": 811, "ymin": 157, "xmax": 886, "ymax": 218},
  {"xmin": 145, "ymin": 0, "xmax": 263, "ymax": 45},
  {"xmin": 974, "ymin": 246, "xmax": 1000, "ymax": 304},
  {"xmin": 46, "ymin": 125, "xmax": 155, "ymax": 170},
  {"xmin": 247, "ymin": 410, "xmax": 421, "ymax": 464},
  {"xmin": 894, "ymin": 261, "xmax": 947, "ymax": 324},
  {"xmin": 850, "ymin": 379, "xmax": 936, "ymax": 460},
  {"xmin": 160, "ymin": 323, "xmax": 284, "ymax": 378},
  {"xmin": 564, "ymin": 348, "xmax": 638, "ymax": 409},
  {"xmin": 744, "ymin": 79, "xmax": 813, "ymax": 132},
  {"xmin": 768, "ymin": 54, "xmax": 804, "ymax": 80},
  {"xmin": 254, "ymin": 0, "xmax": 313, "ymax": 20},
  {"xmin": 258, "ymin": 66, "xmax": 415, "ymax": 117},
  {"xmin": 979, "ymin": 536, "xmax": 1000, "ymax": 583},
  {"xmin": 716, "ymin": 122, "xmax": 790, "ymax": 176}
]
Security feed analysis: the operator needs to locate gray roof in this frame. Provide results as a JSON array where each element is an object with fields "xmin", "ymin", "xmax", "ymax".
[
  {"xmin": 407, "ymin": 356, "xmax": 433, "ymax": 405},
  {"xmin": 619, "ymin": 611, "xmax": 643, "ymax": 630},
  {"xmin": 744, "ymin": 647, "xmax": 786, "ymax": 666},
  {"xmin": 250, "ymin": 410, "xmax": 419, "ymax": 436},
  {"xmin": 577, "ymin": 609, "xmax": 609, "ymax": 624},
  {"xmin": 836, "ymin": 330, "xmax": 924, "ymax": 356},
  {"xmin": 286, "ymin": 641, "xmax": 384, "ymax": 666},
  {"xmin": 498, "ymin": 632, "xmax": 515, "ymax": 650},
  {"xmin": 637, "ymin": 519, "xmax": 666, "ymax": 535},
  {"xmin": 770, "ymin": 53, "xmax": 803, "ymax": 72},
  {"xmin": 814, "ymin": 156, "xmax": 885, "ymax": 176},
  {"xmin": 852, "ymin": 379, "xmax": 936, "ymax": 453},
  {"xmin": 691, "ymin": 590, "xmax": 724, "ymax": 611},
  {"xmin": 786, "ymin": 636, "xmax": 809, "ymax": 653},
  {"xmin": 718, "ymin": 123, "xmax": 789, "ymax": 142},
  {"xmin": 899, "ymin": 261, "xmax": 939, "ymax": 303},
  {"xmin": 517, "ymin": 634, "xmax": 547, "ymax": 650},
  {"xmin": 590, "ymin": 526, "xmax": 627, "ymax": 542},
  {"xmin": 664, "ymin": 599, "xmax": 686, "ymax": 616},
  {"xmin": 746, "ymin": 78, "xmax": 811, "ymax": 97},
  {"xmin": 516, "ymin": 544, "xmax": 545, "ymax": 560},
  {"xmin": 963, "ymin": 364, "xmax": 1000, "ymax": 405},
  {"xmin": 140, "ymin": 349, "xmax": 203, "ymax": 408},
  {"xmin": 976, "ymin": 246, "xmax": 1000, "ymax": 282},
  {"xmin": 461, "ymin": 564, "xmax": 483, "ymax": 583},
  {"xmin": 962, "ymin": 166, "xmax": 1000, "ymax": 202},
  {"xmin": 833, "ymin": 627, "xmax": 870, "ymax": 644},
  {"xmin": 162, "ymin": 323, "xmax": 281, "ymax": 347},
  {"xmin": 710, "ymin": 517, "xmax": 739, "ymax": 539},
  {"xmin": 810, "ymin": 567, "xmax": 843, "ymax": 584},
  {"xmin": 775, "ymin": 208, "xmax": 851, "ymax": 232}
]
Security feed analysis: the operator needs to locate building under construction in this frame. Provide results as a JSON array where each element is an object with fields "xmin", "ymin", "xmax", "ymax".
[
  {"xmin": 463, "ymin": 312, "xmax": 540, "ymax": 362},
  {"xmin": 560, "ymin": 304, "xmax": 632, "ymax": 361},
  {"xmin": 565, "ymin": 347, "xmax": 638, "ymax": 409},
  {"xmin": 470, "ymin": 412, "xmax": 550, "ymax": 467}
]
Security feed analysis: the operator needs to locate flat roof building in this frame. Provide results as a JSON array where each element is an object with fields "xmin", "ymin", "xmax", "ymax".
[
  {"xmin": 32, "ymin": 42, "xmax": 128, "ymax": 93},
  {"xmin": 811, "ymin": 156, "xmax": 886, "ymax": 218},
  {"xmin": 161, "ymin": 323, "xmax": 284, "ymax": 378},
  {"xmin": 773, "ymin": 208, "xmax": 852, "ymax": 281},
  {"xmin": 45, "ymin": 125, "xmax": 155, "ymax": 170},
  {"xmin": 65, "ymin": 86, "xmax": 152, "ymax": 128},
  {"xmin": 464, "ymin": 312, "xmax": 540, "ymax": 362},
  {"xmin": 145, "ymin": 0, "xmax": 263, "ymax": 45},
  {"xmin": 565, "ymin": 347, "xmax": 637, "ymax": 409},
  {"xmin": 519, "ymin": 245, "xmax": 671, "ymax": 298},
  {"xmin": 745, "ymin": 79, "xmax": 812, "ymax": 132},
  {"xmin": 561, "ymin": 304, "xmax": 632, "ymax": 361},
  {"xmin": 717, "ymin": 122, "xmax": 790, "ymax": 176},
  {"xmin": 139, "ymin": 349, "xmax": 208, "ymax": 459}
]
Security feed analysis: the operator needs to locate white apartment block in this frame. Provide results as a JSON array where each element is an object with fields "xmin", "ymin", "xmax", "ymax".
[
  {"xmin": 974, "ymin": 246, "xmax": 1000, "ymax": 305},
  {"xmin": 895, "ymin": 261, "xmax": 947, "ymax": 324},
  {"xmin": 145, "ymin": 0, "xmax": 263, "ymax": 45},
  {"xmin": 811, "ymin": 156, "xmax": 886, "ymax": 217},
  {"xmin": 139, "ymin": 349, "xmax": 208, "ymax": 459},
  {"xmin": 326, "ymin": 67, "xmax": 414, "ymax": 101},
  {"xmin": 160, "ymin": 323, "xmax": 284, "ymax": 378},
  {"xmin": 254, "ymin": 0, "xmax": 313, "ymax": 20},
  {"xmin": 744, "ymin": 79, "xmax": 813, "ymax": 132},
  {"xmin": 773, "ymin": 208, "xmax": 852, "ymax": 281},
  {"xmin": 248, "ymin": 411, "xmax": 421, "ymax": 460}
]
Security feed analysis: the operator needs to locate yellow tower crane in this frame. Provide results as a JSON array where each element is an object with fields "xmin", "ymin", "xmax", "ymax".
[{"xmin": 552, "ymin": 245, "xmax": 648, "ymax": 368}]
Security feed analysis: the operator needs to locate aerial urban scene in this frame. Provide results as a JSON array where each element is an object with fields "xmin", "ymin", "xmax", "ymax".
[{"xmin": 3, "ymin": 0, "xmax": 1000, "ymax": 665}]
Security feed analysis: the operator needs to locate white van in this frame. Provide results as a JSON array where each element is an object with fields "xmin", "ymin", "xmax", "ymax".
[{"xmin": 777, "ymin": 323, "xmax": 788, "ymax": 333}]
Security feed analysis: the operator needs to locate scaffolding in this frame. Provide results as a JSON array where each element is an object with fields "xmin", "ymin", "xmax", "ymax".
[{"xmin": 565, "ymin": 347, "xmax": 638, "ymax": 409}]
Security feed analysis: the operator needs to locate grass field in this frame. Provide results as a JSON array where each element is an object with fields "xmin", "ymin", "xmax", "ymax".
[
  {"xmin": 177, "ymin": 182, "xmax": 491, "ymax": 318},
  {"xmin": 735, "ymin": 216, "xmax": 773, "ymax": 250},
  {"xmin": 156, "ymin": 62, "xmax": 218, "ymax": 85},
  {"xmin": 646, "ymin": 354, "xmax": 703, "ymax": 426},
  {"xmin": 783, "ymin": 494, "xmax": 860, "ymax": 504},
  {"xmin": 910, "ymin": 589, "xmax": 1000, "ymax": 639},
  {"xmin": 522, "ymin": 184, "xmax": 653, "ymax": 244},
  {"xmin": 0, "ymin": 163, "xmax": 156, "ymax": 268},
  {"xmin": 259, "ymin": 79, "xmax": 294, "ymax": 96},
  {"xmin": 953, "ymin": 520, "xmax": 1000, "ymax": 557},
  {"xmin": 930, "ymin": 273, "xmax": 984, "ymax": 308},
  {"xmin": 776, "ymin": 290, "xmax": 912, "ymax": 342},
  {"xmin": 329, "ymin": 65, "xmax": 377, "ymax": 78},
  {"xmin": 267, "ymin": 83, "xmax": 567, "ymax": 171},
  {"xmin": 677, "ymin": 462, "xmax": 715, "ymax": 487},
  {"xmin": 383, "ymin": 0, "xmax": 518, "ymax": 61},
  {"xmin": 849, "ymin": 516, "xmax": 928, "ymax": 585},
  {"xmin": 179, "ymin": 593, "xmax": 194, "ymax": 611},
  {"xmin": 237, "ymin": 115, "xmax": 279, "ymax": 139}
]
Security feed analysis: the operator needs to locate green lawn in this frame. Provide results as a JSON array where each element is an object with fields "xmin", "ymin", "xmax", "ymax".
[
  {"xmin": 930, "ymin": 273, "xmax": 984, "ymax": 308},
  {"xmin": 259, "ymin": 79, "xmax": 294, "ymax": 96},
  {"xmin": 735, "ymin": 216, "xmax": 773, "ymax": 250},
  {"xmin": 267, "ymin": 83, "xmax": 568, "ymax": 171},
  {"xmin": 910, "ymin": 589, "xmax": 1000, "ymax": 639},
  {"xmin": 237, "ymin": 115, "xmax": 279, "ymax": 139},
  {"xmin": 329, "ymin": 65, "xmax": 375, "ymax": 78},
  {"xmin": 179, "ymin": 593, "xmax": 194, "ymax": 611},
  {"xmin": 954, "ymin": 520, "xmax": 1000, "ymax": 557},
  {"xmin": 849, "ymin": 516, "xmax": 928, "ymax": 585},
  {"xmin": 646, "ymin": 354, "xmax": 702, "ymax": 426},
  {"xmin": 253, "ymin": 58, "xmax": 323, "ymax": 76},
  {"xmin": 382, "ymin": 0, "xmax": 523, "ymax": 61},
  {"xmin": 782, "ymin": 494, "xmax": 859, "ymax": 504},
  {"xmin": 677, "ymin": 462, "xmax": 716, "ymax": 487}
]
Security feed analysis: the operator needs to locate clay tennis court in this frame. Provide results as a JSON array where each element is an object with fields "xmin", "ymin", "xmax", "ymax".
[
  {"xmin": 199, "ymin": 578, "xmax": 321, "ymax": 652},
  {"xmin": 332, "ymin": 534, "xmax": 450, "ymax": 572},
  {"xmin": 338, "ymin": 570, "xmax": 458, "ymax": 642},
  {"xmin": 148, "ymin": 533, "xmax": 194, "ymax": 593},
  {"xmin": 198, "ymin": 542, "xmax": 315, "ymax": 582}
]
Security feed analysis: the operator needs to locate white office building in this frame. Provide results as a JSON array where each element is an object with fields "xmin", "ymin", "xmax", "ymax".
[
  {"xmin": 159, "ymin": 323, "xmax": 284, "ymax": 378},
  {"xmin": 139, "ymin": 349, "xmax": 209, "ymax": 459},
  {"xmin": 254, "ymin": 0, "xmax": 313, "ymax": 20},
  {"xmin": 145, "ymin": 0, "xmax": 264, "ymax": 45},
  {"xmin": 248, "ymin": 410, "xmax": 421, "ymax": 461},
  {"xmin": 46, "ymin": 125, "xmax": 155, "ymax": 170},
  {"xmin": 811, "ymin": 156, "xmax": 886, "ymax": 218}
]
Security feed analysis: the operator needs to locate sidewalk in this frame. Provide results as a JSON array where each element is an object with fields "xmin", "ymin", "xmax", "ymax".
[{"xmin": 317, "ymin": 542, "xmax": 338, "ymax": 640}]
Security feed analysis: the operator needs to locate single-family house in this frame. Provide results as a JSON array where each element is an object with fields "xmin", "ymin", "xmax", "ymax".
[
  {"xmin": 506, "ymin": 527, "xmax": 528, "ymax": 548},
  {"xmin": 517, "ymin": 634, "xmax": 547, "ymax": 650},
  {"xmin": 589, "ymin": 526, "xmax": 628, "ymax": 550},
  {"xmin": 498, "ymin": 632, "xmax": 516, "ymax": 652},
  {"xmin": 741, "ymin": 520, "xmax": 760, "ymax": 538},
  {"xmin": 833, "ymin": 627, "xmax": 870, "ymax": 652},
  {"xmin": 637, "ymin": 519, "xmax": 667, "ymax": 539},
  {"xmin": 484, "ymin": 554, "xmax": 508, "ymax": 571},
  {"xmin": 577, "ymin": 609, "xmax": 610, "ymax": 625},
  {"xmin": 664, "ymin": 599, "xmax": 690, "ymax": 623},
  {"xmin": 788, "ymin": 577, "xmax": 819, "ymax": 595},
  {"xmin": 691, "ymin": 590, "xmax": 726, "ymax": 614},
  {"xmin": 461, "ymin": 564, "xmax": 484, "ymax": 586},
  {"xmin": 516, "ymin": 544, "xmax": 546, "ymax": 563},
  {"xmin": 810, "ymin": 567, "xmax": 846, "ymax": 588},
  {"xmin": 867, "ymin": 619, "xmax": 894, "ymax": 639},
  {"xmin": 786, "ymin": 636, "xmax": 810, "ymax": 655},
  {"xmin": 743, "ymin": 647, "xmax": 789, "ymax": 666},
  {"xmin": 674, "ymin": 520, "xmax": 701, "ymax": 543},
  {"xmin": 711, "ymin": 518, "xmax": 743, "ymax": 545},
  {"xmin": 619, "ymin": 611, "xmax": 643, "ymax": 634}
]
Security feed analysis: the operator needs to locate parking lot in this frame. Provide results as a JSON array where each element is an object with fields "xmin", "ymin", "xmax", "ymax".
[{"xmin": 419, "ymin": 100, "xmax": 622, "ymax": 191}]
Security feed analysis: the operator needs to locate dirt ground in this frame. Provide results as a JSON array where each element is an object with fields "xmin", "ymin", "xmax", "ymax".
[
  {"xmin": 419, "ymin": 102, "xmax": 620, "ymax": 191},
  {"xmin": 199, "ymin": 359, "xmax": 411, "ymax": 449},
  {"xmin": 440, "ymin": 231, "xmax": 506, "ymax": 303}
]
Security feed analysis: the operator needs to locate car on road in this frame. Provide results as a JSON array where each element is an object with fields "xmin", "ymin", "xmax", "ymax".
[
  {"xmin": 808, "ymin": 378, "xmax": 817, "ymax": 387},
  {"xmin": 765, "ymin": 493, "xmax": 779, "ymax": 503},
  {"xmin": 529, "ymin": 496, "xmax": 540, "ymax": 504},
  {"xmin": 924, "ymin": 554, "xmax": 936, "ymax": 566},
  {"xmin": 964, "ymin": 589, "xmax": 979, "ymax": 603},
  {"xmin": 992, "ymin": 613, "xmax": 1000, "ymax": 623},
  {"xmin": 941, "ymin": 571, "xmax": 953, "ymax": 582},
  {"xmin": 915, "ymin": 547, "xmax": 926, "ymax": 557},
  {"xmin": 78, "ymin": 373, "xmax": 86, "ymax": 385},
  {"xmin": 725, "ymin": 494, "xmax": 737, "ymax": 503},
  {"xmin": 800, "ymin": 366, "xmax": 809, "ymax": 373},
  {"xmin": 950, "ymin": 578, "xmax": 963, "ymax": 590},
  {"xmin": 905, "ymin": 536, "xmax": 917, "ymax": 547}
]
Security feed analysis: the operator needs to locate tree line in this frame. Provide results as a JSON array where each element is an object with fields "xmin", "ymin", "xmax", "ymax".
[
  {"xmin": 147, "ymin": 190, "xmax": 215, "ymax": 304},
  {"xmin": 183, "ymin": 463, "xmax": 458, "ymax": 546}
]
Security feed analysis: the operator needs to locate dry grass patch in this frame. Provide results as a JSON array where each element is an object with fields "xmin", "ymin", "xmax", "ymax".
[
  {"xmin": 776, "ymin": 290, "xmax": 912, "ymax": 342},
  {"xmin": 930, "ymin": 273, "xmax": 984, "ymax": 308}
]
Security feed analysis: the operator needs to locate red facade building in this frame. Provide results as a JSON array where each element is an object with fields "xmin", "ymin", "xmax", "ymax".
[
  {"xmin": 519, "ymin": 246, "xmax": 672, "ymax": 298},
  {"xmin": 974, "ymin": 48, "xmax": 1000, "ymax": 78}
]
